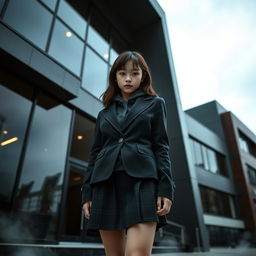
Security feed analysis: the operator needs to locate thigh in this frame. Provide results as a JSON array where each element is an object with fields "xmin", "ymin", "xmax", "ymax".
[
  {"xmin": 125, "ymin": 222, "xmax": 157, "ymax": 256},
  {"xmin": 99, "ymin": 229, "xmax": 126, "ymax": 256}
]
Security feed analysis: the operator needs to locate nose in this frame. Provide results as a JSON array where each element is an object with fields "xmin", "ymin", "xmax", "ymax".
[{"xmin": 125, "ymin": 74, "xmax": 131, "ymax": 82}]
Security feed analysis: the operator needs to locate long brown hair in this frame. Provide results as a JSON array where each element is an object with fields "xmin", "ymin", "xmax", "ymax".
[{"xmin": 100, "ymin": 51, "xmax": 158, "ymax": 107}]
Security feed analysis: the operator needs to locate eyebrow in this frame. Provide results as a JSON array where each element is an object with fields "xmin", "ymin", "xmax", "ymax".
[{"xmin": 118, "ymin": 67, "xmax": 141, "ymax": 71}]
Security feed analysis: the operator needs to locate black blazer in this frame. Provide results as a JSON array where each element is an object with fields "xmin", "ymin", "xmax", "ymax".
[{"xmin": 81, "ymin": 94, "xmax": 175, "ymax": 204}]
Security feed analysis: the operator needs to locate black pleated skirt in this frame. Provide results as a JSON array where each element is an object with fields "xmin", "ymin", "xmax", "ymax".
[{"xmin": 85, "ymin": 170, "xmax": 167, "ymax": 233}]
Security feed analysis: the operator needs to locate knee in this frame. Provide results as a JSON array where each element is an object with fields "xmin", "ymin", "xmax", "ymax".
[
  {"xmin": 105, "ymin": 251, "xmax": 125, "ymax": 256},
  {"xmin": 125, "ymin": 247, "xmax": 151, "ymax": 256}
]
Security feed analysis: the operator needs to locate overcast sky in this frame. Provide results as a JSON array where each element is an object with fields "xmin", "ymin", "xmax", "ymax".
[{"xmin": 158, "ymin": 0, "xmax": 256, "ymax": 135}]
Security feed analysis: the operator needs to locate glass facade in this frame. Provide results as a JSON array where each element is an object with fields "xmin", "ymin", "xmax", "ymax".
[
  {"xmin": 49, "ymin": 19, "xmax": 84, "ymax": 76},
  {"xmin": 0, "ymin": 84, "xmax": 33, "ymax": 208},
  {"xmin": 3, "ymin": 0, "xmax": 53, "ymax": 50},
  {"xmin": 70, "ymin": 112, "xmax": 95, "ymax": 162},
  {"xmin": 200, "ymin": 186, "xmax": 237, "ymax": 218},
  {"xmin": 82, "ymin": 47, "xmax": 108, "ymax": 98},
  {"xmin": 190, "ymin": 138, "xmax": 227, "ymax": 176},
  {"xmin": 1, "ymin": 0, "xmax": 129, "ymax": 99},
  {"xmin": 0, "ymin": 76, "xmax": 74, "ymax": 241}
]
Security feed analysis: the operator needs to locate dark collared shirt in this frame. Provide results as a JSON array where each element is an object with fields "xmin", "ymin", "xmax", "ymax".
[{"xmin": 113, "ymin": 89, "xmax": 147, "ymax": 171}]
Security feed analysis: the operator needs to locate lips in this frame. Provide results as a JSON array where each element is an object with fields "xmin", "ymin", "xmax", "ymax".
[{"xmin": 124, "ymin": 85, "xmax": 132, "ymax": 88}]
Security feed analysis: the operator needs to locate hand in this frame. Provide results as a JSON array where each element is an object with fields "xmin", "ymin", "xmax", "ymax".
[
  {"xmin": 83, "ymin": 201, "xmax": 92, "ymax": 219},
  {"xmin": 156, "ymin": 196, "xmax": 172, "ymax": 216}
]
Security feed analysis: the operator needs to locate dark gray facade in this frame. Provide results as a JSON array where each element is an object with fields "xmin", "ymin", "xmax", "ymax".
[{"xmin": 1, "ymin": 0, "xmax": 253, "ymax": 253}]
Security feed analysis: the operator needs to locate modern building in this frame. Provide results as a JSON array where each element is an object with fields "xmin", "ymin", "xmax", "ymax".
[
  {"xmin": 1, "ymin": 0, "xmax": 255, "ymax": 255},
  {"xmin": 186, "ymin": 101, "xmax": 256, "ymax": 246},
  {"xmin": 221, "ymin": 110, "xmax": 256, "ymax": 239},
  {"xmin": 0, "ymin": 0, "xmax": 200, "ymax": 254}
]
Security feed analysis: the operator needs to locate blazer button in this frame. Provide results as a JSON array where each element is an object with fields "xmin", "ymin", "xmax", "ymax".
[{"xmin": 118, "ymin": 138, "xmax": 124, "ymax": 143}]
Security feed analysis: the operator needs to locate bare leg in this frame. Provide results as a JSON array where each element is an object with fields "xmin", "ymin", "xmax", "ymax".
[
  {"xmin": 99, "ymin": 229, "xmax": 126, "ymax": 256},
  {"xmin": 125, "ymin": 222, "xmax": 157, "ymax": 256}
]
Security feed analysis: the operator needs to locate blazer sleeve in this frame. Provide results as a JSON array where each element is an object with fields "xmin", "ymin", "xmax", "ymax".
[
  {"xmin": 81, "ymin": 111, "xmax": 103, "ymax": 206},
  {"xmin": 151, "ymin": 97, "xmax": 175, "ymax": 203}
]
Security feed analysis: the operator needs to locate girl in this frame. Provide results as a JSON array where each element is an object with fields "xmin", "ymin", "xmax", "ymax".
[{"xmin": 82, "ymin": 51, "xmax": 175, "ymax": 256}]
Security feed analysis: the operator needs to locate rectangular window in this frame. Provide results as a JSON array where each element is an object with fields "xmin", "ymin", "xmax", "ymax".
[
  {"xmin": 49, "ymin": 19, "xmax": 84, "ymax": 76},
  {"xmin": 3, "ymin": 0, "xmax": 53, "ymax": 50},
  {"xmin": 200, "ymin": 186, "xmax": 236, "ymax": 218},
  {"xmin": 190, "ymin": 138, "xmax": 227, "ymax": 176},
  {"xmin": 82, "ymin": 47, "xmax": 108, "ymax": 98},
  {"xmin": 238, "ymin": 131, "xmax": 256, "ymax": 157}
]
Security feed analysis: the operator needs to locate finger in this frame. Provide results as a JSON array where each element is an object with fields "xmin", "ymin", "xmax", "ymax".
[
  {"xmin": 157, "ymin": 197, "xmax": 162, "ymax": 211},
  {"xmin": 83, "ymin": 203, "xmax": 90, "ymax": 219},
  {"xmin": 157, "ymin": 199, "xmax": 171, "ymax": 215}
]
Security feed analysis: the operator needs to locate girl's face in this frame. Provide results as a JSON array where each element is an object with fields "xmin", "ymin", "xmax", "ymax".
[{"xmin": 116, "ymin": 60, "xmax": 143, "ymax": 101}]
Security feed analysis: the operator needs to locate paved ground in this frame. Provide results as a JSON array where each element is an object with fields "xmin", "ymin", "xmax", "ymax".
[{"xmin": 153, "ymin": 247, "xmax": 256, "ymax": 256}]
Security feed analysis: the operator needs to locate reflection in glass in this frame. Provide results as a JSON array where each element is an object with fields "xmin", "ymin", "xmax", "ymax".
[
  {"xmin": 40, "ymin": 0, "xmax": 57, "ymax": 11},
  {"xmin": 192, "ymin": 140, "xmax": 204, "ymax": 168},
  {"xmin": 87, "ymin": 25, "xmax": 109, "ymax": 60},
  {"xmin": 64, "ymin": 165, "xmax": 84, "ymax": 236},
  {"xmin": 207, "ymin": 148, "xmax": 218, "ymax": 174},
  {"xmin": 0, "ymin": 85, "xmax": 33, "ymax": 207},
  {"xmin": 200, "ymin": 186, "xmax": 234, "ymax": 218},
  {"xmin": 110, "ymin": 48, "xmax": 118, "ymax": 65},
  {"xmin": 3, "ymin": 0, "xmax": 52, "ymax": 50},
  {"xmin": 82, "ymin": 47, "xmax": 108, "ymax": 98},
  {"xmin": 58, "ymin": 0, "xmax": 87, "ymax": 39},
  {"xmin": 49, "ymin": 19, "xmax": 84, "ymax": 76},
  {"xmin": 13, "ymin": 92, "xmax": 72, "ymax": 239},
  {"xmin": 70, "ymin": 112, "xmax": 95, "ymax": 162}
]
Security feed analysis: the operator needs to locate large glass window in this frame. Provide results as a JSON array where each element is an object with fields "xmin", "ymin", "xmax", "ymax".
[
  {"xmin": 200, "ymin": 186, "xmax": 236, "ymax": 218},
  {"xmin": 49, "ymin": 19, "xmax": 84, "ymax": 76},
  {"xmin": 238, "ymin": 131, "xmax": 255, "ymax": 157},
  {"xmin": 82, "ymin": 47, "xmax": 108, "ymax": 98},
  {"xmin": 70, "ymin": 112, "xmax": 96, "ymax": 162},
  {"xmin": 3, "ymin": 0, "xmax": 53, "ymax": 50},
  {"xmin": 0, "ymin": 84, "xmax": 33, "ymax": 208},
  {"xmin": 190, "ymin": 138, "xmax": 227, "ymax": 176},
  {"xmin": 12, "ymin": 92, "xmax": 72, "ymax": 240},
  {"xmin": 58, "ymin": 0, "xmax": 87, "ymax": 39}
]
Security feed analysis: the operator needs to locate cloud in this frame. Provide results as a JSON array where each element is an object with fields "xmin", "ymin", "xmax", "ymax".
[{"xmin": 158, "ymin": 0, "xmax": 256, "ymax": 134}]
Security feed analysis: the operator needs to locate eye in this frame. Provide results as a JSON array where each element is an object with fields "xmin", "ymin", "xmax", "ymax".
[
  {"xmin": 132, "ymin": 72, "xmax": 140, "ymax": 76},
  {"xmin": 118, "ymin": 71, "xmax": 125, "ymax": 76}
]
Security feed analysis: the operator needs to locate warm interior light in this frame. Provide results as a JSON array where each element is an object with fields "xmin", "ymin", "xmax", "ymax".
[
  {"xmin": 66, "ymin": 31, "xmax": 72, "ymax": 37},
  {"xmin": 77, "ymin": 135, "xmax": 83, "ymax": 140},
  {"xmin": 3, "ymin": 130, "xmax": 8, "ymax": 134},
  {"xmin": 73, "ymin": 176, "xmax": 81, "ymax": 181},
  {"xmin": 0, "ymin": 137, "xmax": 18, "ymax": 146},
  {"xmin": 103, "ymin": 53, "xmax": 109, "ymax": 59}
]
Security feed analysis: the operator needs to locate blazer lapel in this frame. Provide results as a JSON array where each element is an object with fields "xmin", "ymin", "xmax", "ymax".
[
  {"xmin": 122, "ymin": 96, "xmax": 154, "ymax": 131},
  {"xmin": 102, "ymin": 96, "xmax": 154, "ymax": 134}
]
